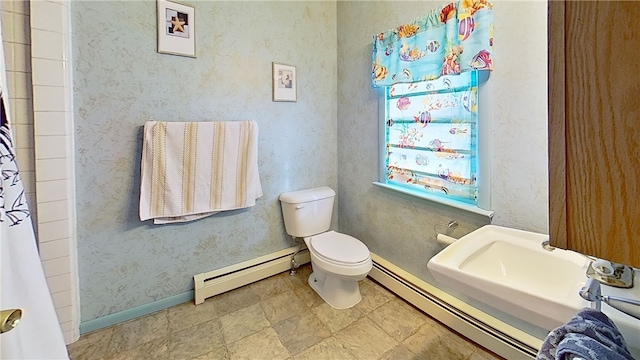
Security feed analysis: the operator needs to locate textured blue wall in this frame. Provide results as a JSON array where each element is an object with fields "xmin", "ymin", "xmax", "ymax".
[
  {"xmin": 72, "ymin": 0, "xmax": 549, "ymax": 326},
  {"xmin": 72, "ymin": 1, "xmax": 337, "ymax": 322},
  {"xmin": 336, "ymin": 0, "xmax": 548, "ymax": 335},
  {"xmin": 336, "ymin": 0, "xmax": 548, "ymax": 281}
]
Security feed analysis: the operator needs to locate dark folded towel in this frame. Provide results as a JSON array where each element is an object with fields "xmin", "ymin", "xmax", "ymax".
[{"xmin": 536, "ymin": 308, "xmax": 635, "ymax": 360}]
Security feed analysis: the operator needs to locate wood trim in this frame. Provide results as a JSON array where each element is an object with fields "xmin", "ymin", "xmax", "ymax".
[
  {"xmin": 550, "ymin": 1, "xmax": 640, "ymax": 267},
  {"xmin": 564, "ymin": 1, "xmax": 639, "ymax": 267},
  {"xmin": 548, "ymin": 1, "xmax": 567, "ymax": 249}
]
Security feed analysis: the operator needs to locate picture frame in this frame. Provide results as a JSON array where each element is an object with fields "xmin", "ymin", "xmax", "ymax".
[
  {"xmin": 157, "ymin": 0, "xmax": 196, "ymax": 58},
  {"xmin": 272, "ymin": 62, "xmax": 297, "ymax": 102}
]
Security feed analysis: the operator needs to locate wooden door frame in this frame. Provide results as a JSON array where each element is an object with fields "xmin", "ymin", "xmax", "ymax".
[{"xmin": 548, "ymin": 0, "xmax": 567, "ymax": 249}]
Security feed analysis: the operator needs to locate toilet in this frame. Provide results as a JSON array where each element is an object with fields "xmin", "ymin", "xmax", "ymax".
[{"xmin": 279, "ymin": 186, "xmax": 372, "ymax": 309}]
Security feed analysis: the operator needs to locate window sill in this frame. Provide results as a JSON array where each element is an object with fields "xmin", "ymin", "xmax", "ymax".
[{"xmin": 372, "ymin": 181, "xmax": 495, "ymax": 219}]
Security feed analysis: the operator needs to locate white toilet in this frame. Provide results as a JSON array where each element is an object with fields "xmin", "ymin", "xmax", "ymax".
[{"xmin": 279, "ymin": 186, "xmax": 372, "ymax": 309}]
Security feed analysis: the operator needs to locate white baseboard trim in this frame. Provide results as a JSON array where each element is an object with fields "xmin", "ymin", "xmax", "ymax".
[{"xmin": 368, "ymin": 252, "xmax": 541, "ymax": 359}]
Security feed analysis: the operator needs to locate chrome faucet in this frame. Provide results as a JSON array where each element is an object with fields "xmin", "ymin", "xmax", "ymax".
[{"xmin": 580, "ymin": 278, "xmax": 640, "ymax": 321}]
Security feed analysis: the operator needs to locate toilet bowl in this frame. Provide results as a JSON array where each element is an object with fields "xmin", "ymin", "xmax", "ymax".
[
  {"xmin": 305, "ymin": 231, "xmax": 372, "ymax": 309},
  {"xmin": 279, "ymin": 187, "xmax": 372, "ymax": 309}
]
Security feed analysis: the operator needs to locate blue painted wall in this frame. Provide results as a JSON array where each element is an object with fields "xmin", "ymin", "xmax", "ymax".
[
  {"xmin": 72, "ymin": 0, "xmax": 549, "ymax": 328},
  {"xmin": 72, "ymin": 1, "xmax": 337, "ymax": 322}
]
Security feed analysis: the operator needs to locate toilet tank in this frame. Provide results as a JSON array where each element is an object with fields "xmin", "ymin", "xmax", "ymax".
[{"xmin": 279, "ymin": 186, "xmax": 335, "ymax": 237}]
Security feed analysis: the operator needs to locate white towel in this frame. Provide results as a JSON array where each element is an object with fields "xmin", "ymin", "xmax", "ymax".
[{"xmin": 139, "ymin": 121, "xmax": 263, "ymax": 224}]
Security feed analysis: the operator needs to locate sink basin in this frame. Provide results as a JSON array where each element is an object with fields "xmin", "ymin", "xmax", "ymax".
[
  {"xmin": 428, "ymin": 225, "xmax": 640, "ymax": 356},
  {"xmin": 428, "ymin": 225, "xmax": 591, "ymax": 330}
]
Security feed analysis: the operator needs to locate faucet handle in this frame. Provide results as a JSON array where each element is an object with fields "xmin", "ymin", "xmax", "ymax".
[
  {"xmin": 586, "ymin": 260, "xmax": 634, "ymax": 288},
  {"xmin": 592, "ymin": 259, "xmax": 614, "ymax": 277},
  {"xmin": 579, "ymin": 278, "xmax": 602, "ymax": 311}
]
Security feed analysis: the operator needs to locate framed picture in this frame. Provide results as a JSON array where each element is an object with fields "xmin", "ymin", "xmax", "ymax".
[
  {"xmin": 272, "ymin": 63, "xmax": 297, "ymax": 102},
  {"xmin": 157, "ymin": 0, "xmax": 196, "ymax": 58}
]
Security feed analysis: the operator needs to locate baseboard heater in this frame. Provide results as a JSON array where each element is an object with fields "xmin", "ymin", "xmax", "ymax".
[
  {"xmin": 194, "ymin": 245, "xmax": 310, "ymax": 305},
  {"xmin": 368, "ymin": 253, "xmax": 541, "ymax": 359}
]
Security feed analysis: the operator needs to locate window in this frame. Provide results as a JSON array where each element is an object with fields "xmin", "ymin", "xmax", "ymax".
[{"xmin": 376, "ymin": 71, "xmax": 492, "ymax": 215}]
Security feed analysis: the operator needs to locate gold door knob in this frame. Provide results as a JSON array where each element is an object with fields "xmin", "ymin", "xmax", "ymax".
[{"xmin": 1, "ymin": 309, "xmax": 22, "ymax": 333}]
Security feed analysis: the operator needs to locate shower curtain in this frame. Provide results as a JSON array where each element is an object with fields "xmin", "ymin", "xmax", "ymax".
[{"xmin": 0, "ymin": 27, "xmax": 68, "ymax": 359}]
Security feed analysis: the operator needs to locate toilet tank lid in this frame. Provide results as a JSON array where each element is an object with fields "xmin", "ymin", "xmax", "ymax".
[{"xmin": 279, "ymin": 186, "xmax": 335, "ymax": 204}]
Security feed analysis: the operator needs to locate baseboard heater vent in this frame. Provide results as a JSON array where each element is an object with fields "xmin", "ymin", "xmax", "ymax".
[
  {"xmin": 194, "ymin": 245, "xmax": 310, "ymax": 305},
  {"xmin": 369, "ymin": 257, "xmax": 540, "ymax": 359}
]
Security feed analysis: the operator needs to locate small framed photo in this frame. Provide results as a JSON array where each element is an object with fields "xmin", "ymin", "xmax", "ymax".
[
  {"xmin": 157, "ymin": 0, "xmax": 196, "ymax": 58},
  {"xmin": 272, "ymin": 62, "xmax": 297, "ymax": 102}
]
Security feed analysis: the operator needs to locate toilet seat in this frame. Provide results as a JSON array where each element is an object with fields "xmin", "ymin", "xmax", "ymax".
[{"xmin": 308, "ymin": 231, "xmax": 370, "ymax": 265}]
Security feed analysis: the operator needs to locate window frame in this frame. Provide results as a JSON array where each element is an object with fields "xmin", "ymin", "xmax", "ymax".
[{"xmin": 373, "ymin": 71, "xmax": 494, "ymax": 218}]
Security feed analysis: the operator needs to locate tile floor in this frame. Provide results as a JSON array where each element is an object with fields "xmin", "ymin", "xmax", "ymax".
[{"xmin": 67, "ymin": 264, "xmax": 503, "ymax": 360}]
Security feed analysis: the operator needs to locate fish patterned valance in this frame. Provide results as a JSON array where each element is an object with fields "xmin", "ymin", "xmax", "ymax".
[{"xmin": 372, "ymin": 0, "xmax": 494, "ymax": 88}]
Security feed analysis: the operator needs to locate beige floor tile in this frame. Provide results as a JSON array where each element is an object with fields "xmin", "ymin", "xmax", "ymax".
[
  {"xmin": 192, "ymin": 346, "xmax": 230, "ymax": 360},
  {"xmin": 313, "ymin": 303, "xmax": 363, "ymax": 334},
  {"xmin": 442, "ymin": 331, "xmax": 484, "ymax": 359},
  {"xmin": 401, "ymin": 322, "xmax": 441, "ymax": 355},
  {"xmin": 379, "ymin": 344, "xmax": 419, "ymax": 360},
  {"xmin": 401, "ymin": 321, "xmax": 479, "ymax": 359},
  {"xmin": 169, "ymin": 318, "xmax": 224, "ymax": 359},
  {"xmin": 470, "ymin": 347, "xmax": 506, "ymax": 360},
  {"xmin": 292, "ymin": 283, "xmax": 325, "ymax": 309},
  {"xmin": 367, "ymin": 297, "xmax": 427, "ymax": 342},
  {"xmin": 354, "ymin": 278, "xmax": 395, "ymax": 314},
  {"xmin": 67, "ymin": 267, "xmax": 501, "ymax": 360},
  {"xmin": 260, "ymin": 290, "xmax": 308, "ymax": 324},
  {"xmin": 293, "ymin": 336, "xmax": 357, "ymax": 360},
  {"xmin": 407, "ymin": 337, "xmax": 475, "ymax": 360},
  {"xmin": 67, "ymin": 327, "xmax": 113, "ymax": 360},
  {"xmin": 212, "ymin": 285, "xmax": 261, "ymax": 317},
  {"xmin": 421, "ymin": 310, "xmax": 450, "ymax": 331},
  {"xmin": 105, "ymin": 310, "xmax": 168, "ymax": 356},
  {"xmin": 286, "ymin": 263, "xmax": 314, "ymax": 288},
  {"xmin": 168, "ymin": 298, "xmax": 219, "ymax": 333},
  {"xmin": 273, "ymin": 313, "xmax": 331, "ymax": 355},
  {"xmin": 334, "ymin": 317, "xmax": 397, "ymax": 360},
  {"xmin": 108, "ymin": 336, "xmax": 168, "ymax": 360},
  {"xmin": 227, "ymin": 328, "xmax": 290, "ymax": 360},
  {"xmin": 249, "ymin": 272, "xmax": 293, "ymax": 300},
  {"xmin": 220, "ymin": 303, "xmax": 270, "ymax": 344}
]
